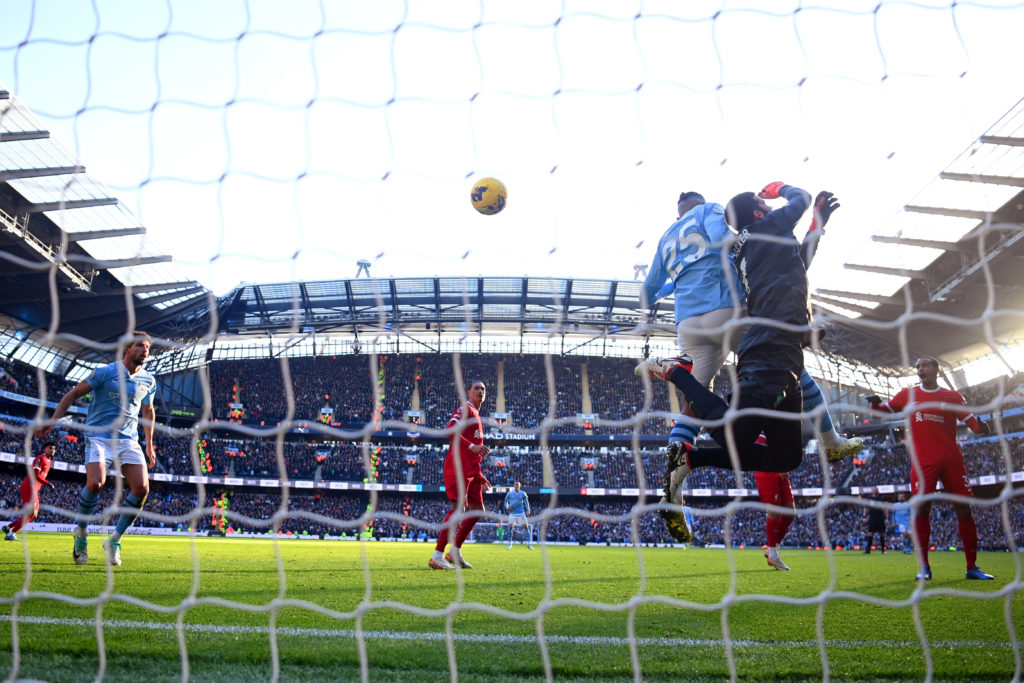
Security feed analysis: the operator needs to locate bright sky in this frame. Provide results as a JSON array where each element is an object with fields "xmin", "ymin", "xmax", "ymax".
[{"xmin": 1, "ymin": 0, "xmax": 1023, "ymax": 298}]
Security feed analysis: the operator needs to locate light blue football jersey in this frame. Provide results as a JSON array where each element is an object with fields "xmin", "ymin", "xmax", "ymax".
[
  {"xmin": 892, "ymin": 503, "xmax": 911, "ymax": 528},
  {"xmin": 504, "ymin": 489, "xmax": 530, "ymax": 515},
  {"xmin": 85, "ymin": 361, "xmax": 157, "ymax": 441},
  {"xmin": 641, "ymin": 202, "xmax": 745, "ymax": 321}
]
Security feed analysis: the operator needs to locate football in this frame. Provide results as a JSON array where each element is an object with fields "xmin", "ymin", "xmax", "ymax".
[{"xmin": 470, "ymin": 177, "xmax": 507, "ymax": 215}]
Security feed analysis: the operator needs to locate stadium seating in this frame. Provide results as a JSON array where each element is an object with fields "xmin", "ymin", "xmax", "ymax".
[{"xmin": 2, "ymin": 353, "xmax": 1022, "ymax": 550}]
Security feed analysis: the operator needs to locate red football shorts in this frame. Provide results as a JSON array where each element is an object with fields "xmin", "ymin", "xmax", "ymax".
[
  {"xmin": 910, "ymin": 458, "xmax": 973, "ymax": 498},
  {"xmin": 18, "ymin": 481, "xmax": 41, "ymax": 518},
  {"xmin": 444, "ymin": 472, "xmax": 484, "ymax": 507},
  {"xmin": 754, "ymin": 471, "xmax": 794, "ymax": 507}
]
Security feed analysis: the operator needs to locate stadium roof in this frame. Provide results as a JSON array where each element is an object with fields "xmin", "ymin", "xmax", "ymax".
[
  {"xmin": 218, "ymin": 276, "xmax": 659, "ymax": 338},
  {"xmin": 2, "ymin": 83, "xmax": 1022, "ymax": 381},
  {"xmin": 812, "ymin": 96, "xmax": 1024, "ymax": 375},
  {"xmin": 0, "ymin": 84, "xmax": 212, "ymax": 363}
]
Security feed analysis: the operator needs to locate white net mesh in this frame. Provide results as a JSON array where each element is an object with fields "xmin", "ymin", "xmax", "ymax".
[{"xmin": 1, "ymin": 1, "xmax": 1023, "ymax": 680}]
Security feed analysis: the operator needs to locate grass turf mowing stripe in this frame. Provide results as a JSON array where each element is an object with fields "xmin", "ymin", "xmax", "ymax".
[{"xmin": 1, "ymin": 615, "xmax": 1016, "ymax": 650}]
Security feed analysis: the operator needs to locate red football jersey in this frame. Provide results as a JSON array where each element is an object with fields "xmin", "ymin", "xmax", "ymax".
[
  {"xmin": 443, "ymin": 401, "xmax": 484, "ymax": 478},
  {"xmin": 29, "ymin": 453, "xmax": 52, "ymax": 488},
  {"xmin": 20, "ymin": 452, "xmax": 52, "ymax": 495},
  {"xmin": 881, "ymin": 385, "xmax": 976, "ymax": 464}
]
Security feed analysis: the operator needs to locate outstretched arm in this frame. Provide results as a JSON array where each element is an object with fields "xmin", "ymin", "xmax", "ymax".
[
  {"xmin": 35, "ymin": 381, "xmax": 93, "ymax": 438},
  {"xmin": 34, "ymin": 464, "xmax": 52, "ymax": 488},
  {"xmin": 865, "ymin": 395, "xmax": 895, "ymax": 414},
  {"xmin": 800, "ymin": 191, "xmax": 840, "ymax": 267},
  {"xmin": 758, "ymin": 183, "xmax": 812, "ymax": 236}
]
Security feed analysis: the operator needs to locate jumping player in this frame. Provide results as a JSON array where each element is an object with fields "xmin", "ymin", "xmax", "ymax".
[
  {"xmin": 3, "ymin": 441, "xmax": 57, "ymax": 541},
  {"xmin": 35, "ymin": 333, "xmax": 158, "ymax": 566},
  {"xmin": 866, "ymin": 356, "xmax": 993, "ymax": 580},
  {"xmin": 639, "ymin": 189, "xmax": 860, "ymax": 542},
  {"xmin": 637, "ymin": 183, "xmax": 844, "ymax": 538},
  {"xmin": 430, "ymin": 380, "xmax": 491, "ymax": 570},
  {"xmin": 504, "ymin": 481, "xmax": 533, "ymax": 549}
]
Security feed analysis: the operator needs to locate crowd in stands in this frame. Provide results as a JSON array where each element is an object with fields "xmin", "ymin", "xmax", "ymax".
[
  {"xmin": 3, "ymin": 471, "xmax": 1020, "ymax": 551},
  {"xmin": 1, "ymin": 358, "xmax": 78, "ymax": 405},
  {"xmin": 205, "ymin": 353, "xmax": 675, "ymax": 436},
  {"xmin": 959, "ymin": 371, "xmax": 1024, "ymax": 412},
  {"xmin": 585, "ymin": 356, "xmax": 674, "ymax": 434},
  {"xmin": 7, "ymin": 353, "xmax": 1024, "ymax": 442},
  {"xmin": 3, "ymin": 352, "xmax": 1024, "ymax": 551},
  {"xmin": 3, "ymin": 427, "xmax": 1023, "ymax": 496}
]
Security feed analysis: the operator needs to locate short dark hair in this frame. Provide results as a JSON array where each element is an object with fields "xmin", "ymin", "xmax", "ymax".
[
  {"xmin": 725, "ymin": 192, "xmax": 760, "ymax": 229},
  {"xmin": 123, "ymin": 330, "xmax": 153, "ymax": 356},
  {"xmin": 43, "ymin": 441, "xmax": 57, "ymax": 449},
  {"xmin": 916, "ymin": 356, "xmax": 939, "ymax": 368},
  {"xmin": 677, "ymin": 191, "xmax": 705, "ymax": 205}
]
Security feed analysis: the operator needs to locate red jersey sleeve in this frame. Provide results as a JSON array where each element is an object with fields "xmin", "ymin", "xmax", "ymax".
[
  {"xmin": 31, "ymin": 454, "xmax": 52, "ymax": 487},
  {"xmin": 881, "ymin": 387, "xmax": 909, "ymax": 413},
  {"xmin": 944, "ymin": 389, "xmax": 985, "ymax": 431},
  {"xmin": 447, "ymin": 404, "xmax": 464, "ymax": 430}
]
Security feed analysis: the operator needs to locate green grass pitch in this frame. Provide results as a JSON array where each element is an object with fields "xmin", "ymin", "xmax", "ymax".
[{"xmin": 0, "ymin": 534, "xmax": 1020, "ymax": 681}]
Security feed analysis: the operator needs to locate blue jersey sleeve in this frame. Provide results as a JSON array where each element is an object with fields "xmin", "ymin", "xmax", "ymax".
[
  {"xmin": 87, "ymin": 363, "xmax": 114, "ymax": 391},
  {"xmin": 641, "ymin": 235, "xmax": 674, "ymax": 309},
  {"xmin": 141, "ymin": 371, "xmax": 157, "ymax": 406},
  {"xmin": 762, "ymin": 186, "xmax": 811, "ymax": 236}
]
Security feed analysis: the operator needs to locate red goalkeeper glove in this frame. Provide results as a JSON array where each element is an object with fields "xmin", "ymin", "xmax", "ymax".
[
  {"xmin": 809, "ymin": 191, "xmax": 840, "ymax": 233},
  {"xmin": 758, "ymin": 181, "xmax": 787, "ymax": 199}
]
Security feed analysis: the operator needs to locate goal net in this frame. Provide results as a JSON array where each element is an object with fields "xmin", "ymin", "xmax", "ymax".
[{"xmin": 1, "ymin": 1, "xmax": 1022, "ymax": 680}]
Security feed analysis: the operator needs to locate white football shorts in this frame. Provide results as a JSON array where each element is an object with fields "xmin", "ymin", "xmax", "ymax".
[
  {"xmin": 87, "ymin": 438, "xmax": 146, "ymax": 468},
  {"xmin": 508, "ymin": 513, "xmax": 529, "ymax": 526}
]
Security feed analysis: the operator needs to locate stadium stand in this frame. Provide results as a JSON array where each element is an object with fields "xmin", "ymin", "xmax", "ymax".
[{"xmin": 2, "ymin": 352, "xmax": 1021, "ymax": 551}]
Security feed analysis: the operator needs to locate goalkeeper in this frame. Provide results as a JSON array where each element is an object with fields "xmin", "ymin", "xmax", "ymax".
[
  {"xmin": 638, "ymin": 189, "xmax": 860, "ymax": 543},
  {"xmin": 638, "ymin": 184, "xmax": 841, "ymax": 525}
]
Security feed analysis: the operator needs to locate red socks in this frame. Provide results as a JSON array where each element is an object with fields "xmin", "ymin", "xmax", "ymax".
[{"xmin": 958, "ymin": 515, "xmax": 979, "ymax": 569}]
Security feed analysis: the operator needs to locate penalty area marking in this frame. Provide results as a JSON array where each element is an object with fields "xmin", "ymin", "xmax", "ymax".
[{"xmin": 0, "ymin": 615, "xmax": 1015, "ymax": 650}]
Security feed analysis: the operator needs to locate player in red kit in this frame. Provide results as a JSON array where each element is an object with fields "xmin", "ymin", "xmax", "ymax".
[
  {"xmin": 430, "ymin": 380, "xmax": 491, "ymax": 570},
  {"xmin": 867, "ymin": 356, "xmax": 993, "ymax": 581},
  {"xmin": 756, "ymin": 470, "xmax": 795, "ymax": 571},
  {"xmin": 3, "ymin": 441, "xmax": 57, "ymax": 541}
]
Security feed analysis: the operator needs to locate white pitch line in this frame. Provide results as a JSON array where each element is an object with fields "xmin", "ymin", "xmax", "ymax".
[{"xmin": 0, "ymin": 616, "xmax": 1015, "ymax": 650}]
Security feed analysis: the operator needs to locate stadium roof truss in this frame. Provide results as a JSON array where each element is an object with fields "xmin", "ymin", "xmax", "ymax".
[
  {"xmin": 0, "ymin": 85, "xmax": 212, "ymax": 364},
  {"xmin": 217, "ymin": 276, "xmax": 676, "ymax": 345},
  {"xmin": 811, "ymin": 96, "xmax": 1024, "ymax": 376}
]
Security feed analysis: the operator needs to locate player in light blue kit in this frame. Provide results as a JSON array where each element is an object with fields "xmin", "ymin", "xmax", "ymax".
[
  {"xmin": 640, "ymin": 191, "xmax": 862, "ymax": 542},
  {"xmin": 641, "ymin": 191, "xmax": 860, "ymax": 460},
  {"xmin": 36, "ymin": 332, "xmax": 157, "ymax": 566},
  {"xmin": 504, "ymin": 481, "xmax": 532, "ymax": 549},
  {"xmin": 892, "ymin": 492, "xmax": 913, "ymax": 554}
]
